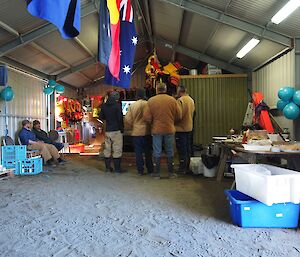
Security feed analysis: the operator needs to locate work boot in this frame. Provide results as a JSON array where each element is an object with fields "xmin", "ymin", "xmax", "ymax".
[
  {"xmin": 113, "ymin": 158, "xmax": 121, "ymax": 174},
  {"xmin": 104, "ymin": 158, "xmax": 113, "ymax": 173},
  {"xmin": 168, "ymin": 157, "xmax": 177, "ymax": 179},
  {"xmin": 152, "ymin": 157, "xmax": 161, "ymax": 179}
]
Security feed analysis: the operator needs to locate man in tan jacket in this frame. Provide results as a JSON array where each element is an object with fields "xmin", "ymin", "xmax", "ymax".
[
  {"xmin": 125, "ymin": 88, "xmax": 153, "ymax": 175},
  {"xmin": 144, "ymin": 82, "xmax": 182, "ymax": 178},
  {"xmin": 175, "ymin": 85, "xmax": 195, "ymax": 173}
]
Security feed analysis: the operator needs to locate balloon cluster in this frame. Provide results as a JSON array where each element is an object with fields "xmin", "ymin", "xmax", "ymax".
[
  {"xmin": 277, "ymin": 86, "xmax": 300, "ymax": 120},
  {"xmin": 0, "ymin": 86, "xmax": 14, "ymax": 102},
  {"xmin": 43, "ymin": 80, "xmax": 65, "ymax": 95}
]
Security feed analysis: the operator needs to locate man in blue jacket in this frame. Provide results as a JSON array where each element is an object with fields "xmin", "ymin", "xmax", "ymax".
[{"xmin": 19, "ymin": 120, "xmax": 64, "ymax": 166}]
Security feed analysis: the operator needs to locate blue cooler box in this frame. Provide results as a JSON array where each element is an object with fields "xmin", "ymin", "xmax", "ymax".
[{"xmin": 225, "ymin": 190, "xmax": 300, "ymax": 228}]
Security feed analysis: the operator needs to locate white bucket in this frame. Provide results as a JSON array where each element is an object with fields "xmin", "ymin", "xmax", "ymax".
[
  {"xmin": 189, "ymin": 69, "xmax": 197, "ymax": 75},
  {"xmin": 203, "ymin": 166, "xmax": 217, "ymax": 177},
  {"xmin": 190, "ymin": 157, "xmax": 203, "ymax": 174}
]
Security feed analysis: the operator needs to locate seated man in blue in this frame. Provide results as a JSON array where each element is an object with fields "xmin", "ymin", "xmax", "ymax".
[
  {"xmin": 19, "ymin": 120, "xmax": 64, "ymax": 166},
  {"xmin": 32, "ymin": 120, "xmax": 64, "ymax": 151}
]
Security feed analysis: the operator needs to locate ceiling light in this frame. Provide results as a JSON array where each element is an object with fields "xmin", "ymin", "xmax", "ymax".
[
  {"xmin": 271, "ymin": 0, "xmax": 300, "ymax": 24},
  {"xmin": 236, "ymin": 38, "xmax": 260, "ymax": 59}
]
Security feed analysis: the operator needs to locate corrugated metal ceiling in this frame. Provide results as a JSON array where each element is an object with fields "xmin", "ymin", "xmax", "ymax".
[{"xmin": 0, "ymin": 0, "xmax": 299, "ymax": 89}]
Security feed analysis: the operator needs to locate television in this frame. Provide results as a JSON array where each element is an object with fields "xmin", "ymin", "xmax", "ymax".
[{"xmin": 121, "ymin": 101, "xmax": 135, "ymax": 115}]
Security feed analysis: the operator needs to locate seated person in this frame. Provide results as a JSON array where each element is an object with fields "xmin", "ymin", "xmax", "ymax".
[
  {"xmin": 19, "ymin": 120, "xmax": 65, "ymax": 166},
  {"xmin": 32, "ymin": 120, "xmax": 64, "ymax": 151}
]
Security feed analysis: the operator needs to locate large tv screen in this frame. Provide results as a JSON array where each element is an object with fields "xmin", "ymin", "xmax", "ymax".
[{"xmin": 121, "ymin": 101, "xmax": 136, "ymax": 115}]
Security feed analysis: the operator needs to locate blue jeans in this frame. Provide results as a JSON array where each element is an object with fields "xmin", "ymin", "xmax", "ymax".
[
  {"xmin": 152, "ymin": 134, "xmax": 174, "ymax": 158},
  {"xmin": 132, "ymin": 135, "xmax": 153, "ymax": 174},
  {"xmin": 52, "ymin": 142, "xmax": 64, "ymax": 151},
  {"xmin": 175, "ymin": 132, "xmax": 191, "ymax": 161}
]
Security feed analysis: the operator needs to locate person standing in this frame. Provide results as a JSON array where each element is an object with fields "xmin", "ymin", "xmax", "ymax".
[
  {"xmin": 144, "ymin": 82, "xmax": 182, "ymax": 179},
  {"xmin": 175, "ymin": 85, "xmax": 195, "ymax": 173},
  {"xmin": 125, "ymin": 88, "xmax": 153, "ymax": 176},
  {"xmin": 100, "ymin": 91, "xmax": 124, "ymax": 173}
]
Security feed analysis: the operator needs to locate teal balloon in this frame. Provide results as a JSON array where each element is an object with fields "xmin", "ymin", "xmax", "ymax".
[
  {"xmin": 277, "ymin": 99, "xmax": 289, "ymax": 111},
  {"xmin": 48, "ymin": 80, "xmax": 57, "ymax": 88},
  {"xmin": 283, "ymin": 102, "xmax": 300, "ymax": 120},
  {"xmin": 55, "ymin": 84, "xmax": 65, "ymax": 94},
  {"xmin": 278, "ymin": 87, "xmax": 295, "ymax": 101},
  {"xmin": 293, "ymin": 90, "xmax": 300, "ymax": 106},
  {"xmin": 1, "ymin": 86, "xmax": 14, "ymax": 101},
  {"xmin": 43, "ymin": 87, "xmax": 54, "ymax": 95}
]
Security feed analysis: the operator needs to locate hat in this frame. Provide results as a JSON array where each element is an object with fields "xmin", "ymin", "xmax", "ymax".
[
  {"xmin": 136, "ymin": 88, "xmax": 146, "ymax": 100},
  {"xmin": 110, "ymin": 91, "xmax": 120, "ymax": 101}
]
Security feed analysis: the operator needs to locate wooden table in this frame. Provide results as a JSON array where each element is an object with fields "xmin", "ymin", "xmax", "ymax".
[{"xmin": 216, "ymin": 142, "xmax": 300, "ymax": 182}]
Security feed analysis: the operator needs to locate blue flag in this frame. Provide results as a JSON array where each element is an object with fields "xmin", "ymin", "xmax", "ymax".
[
  {"xmin": 98, "ymin": 0, "xmax": 112, "ymax": 67},
  {"xmin": 104, "ymin": 0, "xmax": 137, "ymax": 89},
  {"xmin": 26, "ymin": 0, "xmax": 81, "ymax": 39}
]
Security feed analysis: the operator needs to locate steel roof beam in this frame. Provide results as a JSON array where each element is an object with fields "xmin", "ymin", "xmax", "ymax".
[
  {"xmin": 159, "ymin": 0, "xmax": 292, "ymax": 47},
  {"xmin": 155, "ymin": 37, "xmax": 246, "ymax": 74},
  {"xmin": 0, "ymin": 21, "xmax": 19, "ymax": 37},
  {"xmin": 73, "ymin": 37, "xmax": 95, "ymax": 57},
  {"xmin": 30, "ymin": 42, "xmax": 71, "ymax": 68},
  {"xmin": 0, "ymin": 56, "xmax": 49, "ymax": 79},
  {"xmin": 0, "ymin": 3, "xmax": 97, "ymax": 57},
  {"xmin": 56, "ymin": 57, "xmax": 98, "ymax": 80}
]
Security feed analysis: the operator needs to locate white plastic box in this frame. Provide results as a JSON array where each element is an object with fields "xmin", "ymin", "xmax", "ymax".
[{"xmin": 231, "ymin": 164, "xmax": 300, "ymax": 206}]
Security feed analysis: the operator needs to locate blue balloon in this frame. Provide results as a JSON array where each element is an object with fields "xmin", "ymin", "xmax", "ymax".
[
  {"xmin": 278, "ymin": 87, "xmax": 295, "ymax": 101},
  {"xmin": 293, "ymin": 90, "xmax": 300, "ymax": 106},
  {"xmin": 43, "ymin": 87, "xmax": 54, "ymax": 95},
  {"xmin": 1, "ymin": 86, "xmax": 14, "ymax": 101},
  {"xmin": 55, "ymin": 84, "xmax": 65, "ymax": 94},
  {"xmin": 48, "ymin": 80, "xmax": 57, "ymax": 88},
  {"xmin": 283, "ymin": 102, "xmax": 300, "ymax": 120},
  {"xmin": 277, "ymin": 99, "xmax": 289, "ymax": 111}
]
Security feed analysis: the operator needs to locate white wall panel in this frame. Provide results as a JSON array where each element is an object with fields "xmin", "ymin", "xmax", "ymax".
[
  {"xmin": 252, "ymin": 50, "xmax": 295, "ymax": 138},
  {"xmin": 0, "ymin": 68, "xmax": 48, "ymax": 142}
]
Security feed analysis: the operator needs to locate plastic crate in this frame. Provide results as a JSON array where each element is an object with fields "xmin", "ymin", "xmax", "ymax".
[
  {"xmin": 17, "ymin": 158, "xmax": 43, "ymax": 175},
  {"xmin": 1, "ymin": 145, "xmax": 26, "ymax": 163},
  {"xmin": 231, "ymin": 164, "xmax": 300, "ymax": 206},
  {"xmin": 225, "ymin": 190, "xmax": 300, "ymax": 228}
]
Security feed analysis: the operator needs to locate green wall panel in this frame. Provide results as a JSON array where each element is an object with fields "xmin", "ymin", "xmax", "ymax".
[{"xmin": 181, "ymin": 76, "xmax": 248, "ymax": 145}]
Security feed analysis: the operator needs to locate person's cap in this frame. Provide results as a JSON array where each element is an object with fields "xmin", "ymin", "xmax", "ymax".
[
  {"xmin": 22, "ymin": 120, "xmax": 30, "ymax": 126},
  {"xmin": 136, "ymin": 88, "xmax": 146, "ymax": 99},
  {"xmin": 110, "ymin": 91, "xmax": 120, "ymax": 101}
]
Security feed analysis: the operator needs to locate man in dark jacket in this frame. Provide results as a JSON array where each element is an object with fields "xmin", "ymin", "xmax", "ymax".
[
  {"xmin": 100, "ymin": 91, "xmax": 124, "ymax": 173},
  {"xmin": 32, "ymin": 120, "xmax": 64, "ymax": 151}
]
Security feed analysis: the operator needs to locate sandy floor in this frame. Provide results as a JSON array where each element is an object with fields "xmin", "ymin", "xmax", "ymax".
[{"xmin": 0, "ymin": 156, "xmax": 299, "ymax": 257}]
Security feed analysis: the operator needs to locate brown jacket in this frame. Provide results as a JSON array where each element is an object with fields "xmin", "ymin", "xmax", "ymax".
[
  {"xmin": 144, "ymin": 93, "xmax": 182, "ymax": 134},
  {"xmin": 176, "ymin": 95, "xmax": 195, "ymax": 132},
  {"xmin": 125, "ymin": 100, "xmax": 151, "ymax": 136}
]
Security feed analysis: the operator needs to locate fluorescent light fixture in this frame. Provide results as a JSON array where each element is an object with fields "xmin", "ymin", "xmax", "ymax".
[
  {"xmin": 236, "ymin": 38, "xmax": 260, "ymax": 59},
  {"xmin": 271, "ymin": 0, "xmax": 300, "ymax": 24}
]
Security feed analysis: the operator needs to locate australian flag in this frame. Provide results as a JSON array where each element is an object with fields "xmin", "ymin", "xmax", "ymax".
[
  {"xmin": 26, "ymin": 0, "xmax": 80, "ymax": 39},
  {"xmin": 99, "ymin": 0, "xmax": 137, "ymax": 89}
]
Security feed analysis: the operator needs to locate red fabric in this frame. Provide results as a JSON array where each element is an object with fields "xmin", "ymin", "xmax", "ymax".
[
  {"xmin": 259, "ymin": 110, "xmax": 274, "ymax": 133},
  {"xmin": 74, "ymin": 129, "xmax": 80, "ymax": 141},
  {"xmin": 252, "ymin": 92, "xmax": 274, "ymax": 133},
  {"xmin": 108, "ymin": 0, "xmax": 121, "ymax": 79}
]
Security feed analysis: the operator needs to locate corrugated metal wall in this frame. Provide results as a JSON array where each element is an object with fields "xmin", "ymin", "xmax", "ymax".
[
  {"xmin": 0, "ymin": 68, "xmax": 48, "ymax": 142},
  {"xmin": 252, "ymin": 50, "xmax": 295, "ymax": 138},
  {"xmin": 85, "ymin": 67, "xmax": 145, "ymax": 96},
  {"xmin": 181, "ymin": 75, "xmax": 248, "ymax": 145}
]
